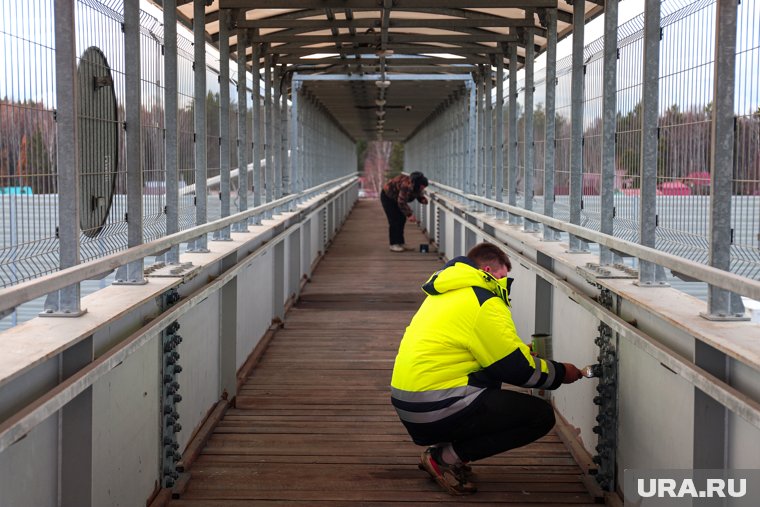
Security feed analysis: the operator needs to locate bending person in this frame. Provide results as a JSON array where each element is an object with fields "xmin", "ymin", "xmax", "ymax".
[{"xmin": 380, "ymin": 171, "xmax": 428, "ymax": 252}]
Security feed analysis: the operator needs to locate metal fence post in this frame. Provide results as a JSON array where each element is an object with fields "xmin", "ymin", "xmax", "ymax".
[
  {"xmin": 43, "ymin": 0, "xmax": 84, "ymax": 316},
  {"xmin": 234, "ymin": 27, "xmax": 249, "ymax": 232},
  {"xmin": 467, "ymin": 78, "xmax": 477, "ymax": 197},
  {"xmin": 115, "ymin": 0, "xmax": 147, "ymax": 283},
  {"xmin": 495, "ymin": 57, "xmax": 505, "ymax": 209},
  {"xmin": 637, "ymin": 0, "xmax": 668, "ymax": 284},
  {"xmin": 485, "ymin": 66, "xmax": 493, "ymax": 202},
  {"xmin": 703, "ymin": 0, "xmax": 747, "ymax": 320},
  {"xmin": 188, "ymin": 0, "xmax": 209, "ymax": 252},
  {"xmin": 213, "ymin": 9, "xmax": 232, "ymax": 241},
  {"xmin": 264, "ymin": 53, "xmax": 274, "ymax": 217},
  {"xmin": 600, "ymin": 0, "xmax": 619, "ymax": 265},
  {"xmin": 251, "ymin": 39, "xmax": 262, "ymax": 224},
  {"xmin": 272, "ymin": 65, "xmax": 282, "ymax": 206},
  {"xmin": 291, "ymin": 80, "xmax": 301, "ymax": 202}
]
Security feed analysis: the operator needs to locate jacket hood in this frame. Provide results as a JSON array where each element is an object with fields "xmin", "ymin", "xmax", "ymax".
[{"xmin": 422, "ymin": 256, "xmax": 513, "ymax": 304}]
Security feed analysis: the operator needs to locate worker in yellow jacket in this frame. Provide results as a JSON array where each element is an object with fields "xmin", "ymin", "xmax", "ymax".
[{"xmin": 390, "ymin": 242, "xmax": 583, "ymax": 495}]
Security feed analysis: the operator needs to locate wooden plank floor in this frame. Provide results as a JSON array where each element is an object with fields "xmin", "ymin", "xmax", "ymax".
[{"xmin": 169, "ymin": 199, "xmax": 600, "ymax": 506}]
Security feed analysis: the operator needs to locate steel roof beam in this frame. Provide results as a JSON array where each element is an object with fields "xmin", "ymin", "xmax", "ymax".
[{"xmin": 250, "ymin": 33, "xmax": 517, "ymax": 43}]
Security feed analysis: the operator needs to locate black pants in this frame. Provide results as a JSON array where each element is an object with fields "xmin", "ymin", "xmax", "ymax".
[
  {"xmin": 380, "ymin": 191, "xmax": 407, "ymax": 245},
  {"xmin": 399, "ymin": 389, "xmax": 556, "ymax": 463}
]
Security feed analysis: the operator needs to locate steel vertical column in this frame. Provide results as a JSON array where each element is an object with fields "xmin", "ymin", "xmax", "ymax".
[
  {"xmin": 704, "ymin": 0, "xmax": 746, "ymax": 319},
  {"xmin": 568, "ymin": 0, "xmax": 588, "ymax": 252},
  {"xmin": 507, "ymin": 43, "xmax": 520, "ymax": 224},
  {"xmin": 272, "ymin": 65, "xmax": 282, "ymax": 203},
  {"xmin": 189, "ymin": 0, "xmax": 209, "ymax": 252},
  {"xmin": 495, "ymin": 58, "xmax": 504, "ymax": 206},
  {"xmin": 467, "ymin": 79, "xmax": 477, "ymax": 196},
  {"xmin": 291, "ymin": 81, "xmax": 301, "ymax": 203},
  {"xmin": 601, "ymin": 0, "xmax": 619, "ymax": 264},
  {"xmin": 55, "ymin": 2, "xmax": 92, "ymax": 492},
  {"xmin": 116, "ymin": 0, "xmax": 146, "ymax": 283},
  {"xmin": 637, "ymin": 0, "xmax": 667, "ymax": 283},
  {"xmin": 264, "ymin": 54, "xmax": 274, "ymax": 216},
  {"xmin": 485, "ymin": 66, "xmax": 493, "ymax": 202},
  {"xmin": 44, "ymin": 0, "xmax": 82, "ymax": 315},
  {"xmin": 251, "ymin": 41, "xmax": 262, "ymax": 224},
  {"xmin": 543, "ymin": 8, "xmax": 560, "ymax": 241},
  {"xmin": 524, "ymin": 26, "xmax": 536, "ymax": 231},
  {"xmin": 163, "ymin": 0, "xmax": 180, "ymax": 261},
  {"xmin": 281, "ymin": 71, "xmax": 290, "ymax": 200},
  {"xmin": 234, "ymin": 28, "xmax": 249, "ymax": 232},
  {"xmin": 478, "ymin": 70, "xmax": 485, "ymax": 201},
  {"xmin": 214, "ymin": 9, "xmax": 232, "ymax": 241}
]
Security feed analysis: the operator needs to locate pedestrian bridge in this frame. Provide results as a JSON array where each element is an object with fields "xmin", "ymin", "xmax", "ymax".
[{"xmin": 1, "ymin": 1, "xmax": 760, "ymax": 506}]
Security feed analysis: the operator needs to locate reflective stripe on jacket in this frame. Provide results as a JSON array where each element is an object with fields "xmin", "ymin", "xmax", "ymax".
[{"xmin": 390, "ymin": 256, "xmax": 566, "ymax": 424}]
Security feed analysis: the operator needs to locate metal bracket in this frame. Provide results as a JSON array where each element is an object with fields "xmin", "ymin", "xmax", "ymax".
[
  {"xmin": 39, "ymin": 285, "xmax": 87, "ymax": 318},
  {"xmin": 114, "ymin": 260, "xmax": 148, "ymax": 285},
  {"xmin": 145, "ymin": 262, "xmax": 200, "ymax": 282},
  {"xmin": 577, "ymin": 263, "xmax": 638, "ymax": 284}
]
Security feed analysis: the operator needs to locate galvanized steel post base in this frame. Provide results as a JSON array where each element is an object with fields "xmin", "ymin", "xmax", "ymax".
[
  {"xmin": 187, "ymin": 236, "xmax": 211, "ymax": 253},
  {"xmin": 40, "ymin": 285, "xmax": 87, "ymax": 317},
  {"xmin": 114, "ymin": 260, "xmax": 147, "ymax": 285},
  {"xmin": 634, "ymin": 261, "xmax": 669, "ymax": 288}
]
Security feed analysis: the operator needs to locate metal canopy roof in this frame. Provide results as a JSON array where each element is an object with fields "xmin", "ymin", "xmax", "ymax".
[{"xmin": 173, "ymin": 0, "xmax": 605, "ymax": 142}]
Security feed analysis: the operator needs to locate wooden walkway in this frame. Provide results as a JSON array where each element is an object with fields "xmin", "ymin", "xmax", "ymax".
[{"xmin": 168, "ymin": 199, "xmax": 601, "ymax": 506}]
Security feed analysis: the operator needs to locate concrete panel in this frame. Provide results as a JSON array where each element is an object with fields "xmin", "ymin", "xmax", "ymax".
[
  {"xmin": 0, "ymin": 415, "xmax": 57, "ymax": 507},
  {"xmin": 507, "ymin": 259, "xmax": 536, "ymax": 345},
  {"xmin": 617, "ymin": 336, "xmax": 693, "ymax": 474},
  {"xmin": 175, "ymin": 292, "xmax": 221, "ymax": 450},
  {"xmin": 236, "ymin": 250, "xmax": 274, "ymax": 371},
  {"xmin": 551, "ymin": 294, "xmax": 601, "ymax": 457},
  {"xmin": 92, "ymin": 335, "xmax": 160, "ymax": 507}
]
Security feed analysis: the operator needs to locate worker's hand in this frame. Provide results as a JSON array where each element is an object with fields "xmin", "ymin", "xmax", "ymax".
[
  {"xmin": 408, "ymin": 215, "xmax": 417, "ymax": 223},
  {"xmin": 561, "ymin": 363, "xmax": 583, "ymax": 384}
]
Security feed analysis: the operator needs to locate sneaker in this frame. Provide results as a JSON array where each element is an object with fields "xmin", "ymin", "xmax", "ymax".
[
  {"xmin": 418, "ymin": 447, "xmax": 477, "ymax": 496},
  {"xmin": 389, "ymin": 244, "xmax": 405, "ymax": 252}
]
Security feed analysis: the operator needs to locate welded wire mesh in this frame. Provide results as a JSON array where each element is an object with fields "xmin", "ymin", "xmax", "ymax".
[
  {"xmin": 205, "ymin": 49, "xmax": 221, "ymax": 221},
  {"xmin": 732, "ymin": 0, "xmax": 760, "ymax": 278},
  {"xmin": 579, "ymin": 50, "xmax": 605, "ymax": 232},
  {"xmin": 0, "ymin": 0, "xmax": 58, "ymax": 287},
  {"xmin": 177, "ymin": 33, "xmax": 196, "ymax": 231},
  {"xmin": 140, "ymin": 11, "xmax": 167, "ymax": 244}
]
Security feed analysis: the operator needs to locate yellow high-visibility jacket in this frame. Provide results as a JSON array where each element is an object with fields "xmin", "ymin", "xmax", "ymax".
[{"xmin": 390, "ymin": 256, "xmax": 565, "ymax": 424}]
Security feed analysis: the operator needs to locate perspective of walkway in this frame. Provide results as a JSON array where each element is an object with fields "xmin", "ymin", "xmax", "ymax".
[{"xmin": 167, "ymin": 199, "xmax": 601, "ymax": 506}]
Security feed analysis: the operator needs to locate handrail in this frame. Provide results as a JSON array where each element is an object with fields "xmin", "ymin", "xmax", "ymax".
[
  {"xmin": 0, "ymin": 175, "xmax": 357, "ymax": 316},
  {"xmin": 429, "ymin": 182, "xmax": 760, "ymax": 301}
]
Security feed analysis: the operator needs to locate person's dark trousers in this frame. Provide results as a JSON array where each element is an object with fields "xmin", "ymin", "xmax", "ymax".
[
  {"xmin": 380, "ymin": 191, "xmax": 407, "ymax": 245},
  {"xmin": 399, "ymin": 389, "xmax": 556, "ymax": 462}
]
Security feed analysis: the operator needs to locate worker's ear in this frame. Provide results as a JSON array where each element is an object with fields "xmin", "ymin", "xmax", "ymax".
[{"xmin": 482, "ymin": 265, "xmax": 493, "ymax": 274}]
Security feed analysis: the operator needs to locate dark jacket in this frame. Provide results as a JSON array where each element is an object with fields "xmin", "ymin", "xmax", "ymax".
[{"xmin": 382, "ymin": 174, "xmax": 428, "ymax": 217}]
